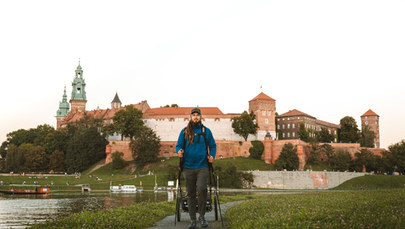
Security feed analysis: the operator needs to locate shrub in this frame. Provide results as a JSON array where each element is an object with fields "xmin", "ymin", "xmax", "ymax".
[{"xmin": 249, "ymin": 141, "xmax": 264, "ymax": 160}]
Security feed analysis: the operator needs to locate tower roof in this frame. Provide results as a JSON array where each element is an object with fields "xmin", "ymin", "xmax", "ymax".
[
  {"xmin": 249, "ymin": 92, "xmax": 276, "ymax": 102},
  {"xmin": 361, "ymin": 109, "xmax": 379, "ymax": 117},
  {"xmin": 111, "ymin": 92, "xmax": 122, "ymax": 104}
]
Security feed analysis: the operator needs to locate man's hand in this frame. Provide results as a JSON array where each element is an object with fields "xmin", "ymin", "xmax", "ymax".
[
  {"xmin": 178, "ymin": 149, "xmax": 184, "ymax": 158},
  {"xmin": 208, "ymin": 156, "xmax": 214, "ymax": 163}
]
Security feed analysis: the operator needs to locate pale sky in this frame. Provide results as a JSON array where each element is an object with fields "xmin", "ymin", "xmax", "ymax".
[{"xmin": 1, "ymin": 0, "xmax": 404, "ymax": 149}]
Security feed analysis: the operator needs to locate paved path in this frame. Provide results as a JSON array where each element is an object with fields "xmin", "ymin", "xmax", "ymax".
[{"xmin": 148, "ymin": 200, "xmax": 243, "ymax": 229}]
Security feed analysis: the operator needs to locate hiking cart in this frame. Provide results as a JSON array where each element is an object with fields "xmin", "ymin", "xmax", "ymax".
[{"xmin": 174, "ymin": 158, "xmax": 223, "ymax": 226}]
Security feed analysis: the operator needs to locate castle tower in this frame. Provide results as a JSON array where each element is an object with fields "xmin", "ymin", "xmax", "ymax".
[
  {"xmin": 111, "ymin": 92, "xmax": 122, "ymax": 109},
  {"xmin": 248, "ymin": 92, "xmax": 276, "ymax": 140},
  {"xmin": 56, "ymin": 86, "xmax": 70, "ymax": 129},
  {"xmin": 360, "ymin": 109, "xmax": 380, "ymax": 148},
  {"xmin": 70, "ymin": 61, "xmax": 87, "ymax": 113}
]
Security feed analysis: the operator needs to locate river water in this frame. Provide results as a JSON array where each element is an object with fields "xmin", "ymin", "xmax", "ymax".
[{"xmin": 0, "ymin": 191, "xmax": 175, "ymax": 228}]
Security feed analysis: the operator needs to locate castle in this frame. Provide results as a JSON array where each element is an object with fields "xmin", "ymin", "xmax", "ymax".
[{"xmin": 56, "ymin": 63, "xmax": 382, "ymax": 167}]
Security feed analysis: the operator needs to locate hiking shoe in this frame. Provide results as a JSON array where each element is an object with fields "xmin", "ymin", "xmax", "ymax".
[
  {"xmin": 188, "ymin": 220, "xmax": 197, "ymax": 229},
  {"xmin": 199, "ymin": 216, "xmax": 209, "ymax": 228}
]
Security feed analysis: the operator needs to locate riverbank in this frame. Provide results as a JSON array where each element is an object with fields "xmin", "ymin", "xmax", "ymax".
[{"xmin": 30, "ymin": 189, "xmax": 405, "ymax": 228}]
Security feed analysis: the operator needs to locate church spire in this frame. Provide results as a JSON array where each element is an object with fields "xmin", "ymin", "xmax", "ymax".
[
  {"xmin": 70, "ymin": 60, "xmax": 87, "ymax": 112},
  {"xmin": 56, "ymin": 85, "xmax": 70, "ymax": 117},
  {"xmin": 56, "ymin": 85, "xmax": 70, "ymax": 129},
  {"xmin": 111, "ymin": 92, "xmax": 122, "ymax": 109}
]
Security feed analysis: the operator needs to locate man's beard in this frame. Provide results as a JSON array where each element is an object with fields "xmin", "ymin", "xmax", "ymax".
[{"xmin": 192, "ymin": 119, "xmax": 201, "ymax": 126}]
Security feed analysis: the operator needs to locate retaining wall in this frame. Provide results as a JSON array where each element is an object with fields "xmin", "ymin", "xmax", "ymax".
[{"xmin": 251, "ymin": 171, "xmax": 367, "ymax": 189}]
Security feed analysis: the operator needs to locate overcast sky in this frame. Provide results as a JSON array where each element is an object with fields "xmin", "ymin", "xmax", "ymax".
[{"xmin": 1, "ymin": 0, "xmax": 404, "ymax": 149}]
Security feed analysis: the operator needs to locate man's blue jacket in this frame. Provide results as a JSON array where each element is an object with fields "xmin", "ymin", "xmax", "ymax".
[{"xmin": 176, "ymin": 123, "xmax": 216, "ymax": 169}]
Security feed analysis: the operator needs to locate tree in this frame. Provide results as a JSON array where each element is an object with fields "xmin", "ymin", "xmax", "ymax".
[
  {"xmin": 249, "ymin": 141, "xmax": 264, "ymax": 160},
  {"xmin": 275, "ymin": 143, "xmax": 299, "ymax": 170},
  {"xmin": 360, "ymin": 125, "xmax": 375, "ymax": 148},
  {"xmin": 110, "ymin": 105, "xmax": 144, "ymax": 140},
  {"xmin": 298, "ymin": 122, "xmax": 310, "ymax": 142},
  {"xmin": 320, "ymin": 144, "xmax": 335, "ymax": 163},
  {"xmin": 5, "ymin": 144, "xmax": 24, "ymax": 172},
  {"xmin": 130, "ymin": 127, "xmax": 161, "ymax": 166},
  {"xmin": 64, "ymin": 125, "xmax": 108, "ymax": 173},
  {"xmin": 111, "ymin": 151, "xmax": 127, "ymax": 170},
  {"xmin": 387, "ymin": 140, "xmax": 405, "ymax": 174},
  {"xmin": 21, "ymin": 144, "xmax": 48, "ymax": 172},
  {"xmin": 317, "ymin": 127, "xmax": 334, "ymax": 143},
  {"xmin": 353, "ymin": 148, "xmax": 378, "ymax": 172},
  {"xmin": 216, "ymin": 163, "xmax": 243, "ymax": 188},
  {"xmin": 339, "ymin": 116, "xmax": 360, "ymax": 143},
  {"xmin": 232, "ymin": 111, "xmax": 258, "ymax": 141},
  {"xmin": 329, "ymin": 150, "xmax": 352, "ymax": 171},
  {"xmin": 49, "ymin": 150, "xmax": 65, "ymax": 172}
]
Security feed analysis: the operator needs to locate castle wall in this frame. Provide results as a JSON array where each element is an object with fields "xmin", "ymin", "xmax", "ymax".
[{"xmin": 144, "ymin": 118, "xmax": 260, "ymax": 142}]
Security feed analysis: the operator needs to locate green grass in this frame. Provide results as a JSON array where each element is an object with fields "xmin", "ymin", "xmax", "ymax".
[
  {"xmin": 31, "ymin": 201, "xmax": 175, "ymax": 229},
  {"xmin": 213, "ymin": 157, "xmax": 275, "ymax": 171},
  {"xmin": 225, "ymin": 190, "xmax": 405, "ymax": 229},
  {"xmin": 333, "ymin": 174, "xmax": 405, "ymax": 190},
  {"xmin": 0, "ymin": 156, "xmax": 273, "ymax": 191},
  {"xmin": 31, "ymin": 190, "xmax": 405, "ymax": 228}
]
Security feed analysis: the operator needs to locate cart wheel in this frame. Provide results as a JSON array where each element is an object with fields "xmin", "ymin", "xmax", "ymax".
[
  {"xmin": 176, "ymin": 196, "xmax": 181, "ymax": 222},
  {"xmin": 214, "ymin": 195, "xmax": 218, "ymax": 221}
]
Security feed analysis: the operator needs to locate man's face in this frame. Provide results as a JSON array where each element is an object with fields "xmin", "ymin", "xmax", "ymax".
[{"xmin": 191, "ymin": 112, "xmax": 201, "ymax": 123}]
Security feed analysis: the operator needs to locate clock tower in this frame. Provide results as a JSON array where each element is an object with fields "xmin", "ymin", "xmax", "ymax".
[{"xmin": 70, "ymin": 61, "xmax": 87, "ymax": 113}]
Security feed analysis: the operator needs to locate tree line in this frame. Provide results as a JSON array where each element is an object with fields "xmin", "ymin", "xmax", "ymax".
[
  {"xmin": 270, "ymin": 141, "xmax": 405, "ymax": 174},
  {"xmin": 0, "ymin": 105, "xmax": 161, "ymax": 173}
]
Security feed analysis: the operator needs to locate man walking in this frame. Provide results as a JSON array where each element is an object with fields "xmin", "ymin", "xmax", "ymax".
[{"xmin": 176, "ymin": 108, "xmax": 216, "ymax": 229}]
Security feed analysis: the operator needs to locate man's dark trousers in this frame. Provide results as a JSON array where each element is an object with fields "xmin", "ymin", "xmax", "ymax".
[{"xmin": 183, "ymin": 167, "xmax": 209, "ymax": 220}]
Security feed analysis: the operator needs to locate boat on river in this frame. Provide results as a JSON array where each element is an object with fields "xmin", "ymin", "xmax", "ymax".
[
  {"xmin": 109, "ymin": 185, "xmax": 137, "ymax": 193},
  {"xmin": 0, "ymin": 184, "xmax": 50, "ymax": 195}
]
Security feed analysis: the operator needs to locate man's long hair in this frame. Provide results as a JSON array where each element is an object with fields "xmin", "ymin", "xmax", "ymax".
[{"xmin": 184, "ymin": 120, "xmax": 201, "ymax": 144}]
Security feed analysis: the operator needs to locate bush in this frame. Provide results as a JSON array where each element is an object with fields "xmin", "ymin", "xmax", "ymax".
[
  {"xmin": 249, "ymin": 141, "xmax": 264, "ymax": 160},
  {"xmin": 275, "ymin": 143, "xmax": 299, "ymax": 171},
  {"xmin": 111, "ymin": 151, "xmax": 127, "ymax": 170}
]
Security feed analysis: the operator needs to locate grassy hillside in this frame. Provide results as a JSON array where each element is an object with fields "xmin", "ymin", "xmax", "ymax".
[
  {"xmin": 0, "ymin": 157, "xmax": 273, "ymax": 191},
  {"xmin": 333, "ymin": 174, "xmax": 405, "ymax": 190}
]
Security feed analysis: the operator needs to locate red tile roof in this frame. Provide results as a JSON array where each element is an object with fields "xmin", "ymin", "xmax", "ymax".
[
  {"xmin": 63, "ymin": 101, "xmax": 150, "ymax": 125},
  {"xmin": 277, "ymin": 109, "xmax": 315, "ymax": 119},
  {"xmin": 249, "ymin": 92, "xmax": 276, "ymax": 102},
  {"xmin": 144, "ymin": 107, "xmax": 224, "ymax": 116},
  {"xmin": 316, "ymin": 119, "xmax": 340, "ymax": 129},
  {"xmin": 361, "ymin": 109, "xmax": 379, "ymax": 117}
]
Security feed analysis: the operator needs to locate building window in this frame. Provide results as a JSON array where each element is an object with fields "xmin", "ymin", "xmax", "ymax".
[
  {"xmin": 287, "ymin": 124, "xmax": 290, "ymax": 129},
  {"xmin": 288, "ymin": 118, "xmax": 290, "ymax": 120},
  {"xmin": 365, "ymin": 121, "xmax": 368, "ymax": 125},
  {"xmin": 283, "ymin": 133, "xmax": 285, "ymax": 138},
  {"xmin": 169, "ymin": 118, "xmax": 175, "ymax": 122},
  {"xmin": 277, "ymin": 125, "xmax": 280, "ymax": 129},
  {"xmin": 215, "ymin": 118, "xmax": 220, "ymax": 121},
  {"xmin": 298, "ymin": 117, "xmax": 300, "ymax": 120},
  {"xmin": 287, "ymin": 132, "xmax": 290, "ymax": 137},
  {"xmin": 268, "ymin": 111, "xmax": 271, "ymax": 116},
  {"xmin": 292, "ymin": 123, "xmax": 295, "ymax": 128},
  {"xmin": 262, "ymin": 111, "xmax": 266, "ymax": 116},
  {"xmin": 265, "ymin": 119, "xmax": 269, "ymax": 124},
  {"xmin": 292, "ymin": 132, "xmax": 295, "ymax": 137},
  {"xmin": 282, "ymin": 124, "xmax": 285, "ymax": 129},
  {"xmin": 277, "ymin": 119, "xmax": 280, "ymax": 121}
]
